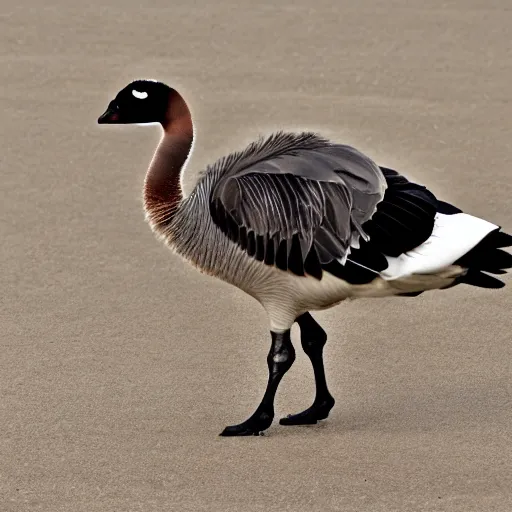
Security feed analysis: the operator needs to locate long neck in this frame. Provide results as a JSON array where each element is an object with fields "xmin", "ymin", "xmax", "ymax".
[{"xmin": 143, "ymin": 91, "xmax": 193, "ymax": 231}]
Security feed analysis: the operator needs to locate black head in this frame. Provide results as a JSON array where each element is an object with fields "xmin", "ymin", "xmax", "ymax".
[{"xmin": 98, "ymin": 80, "xmax": 172, "ymax": 125}]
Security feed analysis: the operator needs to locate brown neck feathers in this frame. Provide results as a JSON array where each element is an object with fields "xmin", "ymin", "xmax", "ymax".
[{"xmin": 143, "ymin": 90, "xmax": 193, "ymax": 229}]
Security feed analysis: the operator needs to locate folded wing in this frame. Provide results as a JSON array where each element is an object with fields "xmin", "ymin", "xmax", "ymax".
[{"xmin": 209, "ymin": 133, "xmax": 387, "ymax": 278}]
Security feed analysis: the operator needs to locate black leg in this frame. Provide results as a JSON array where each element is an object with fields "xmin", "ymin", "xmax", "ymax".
[
  {"xmin": 280, "ymin": 312, "xmax": 335, "ymax": 426},
  {"xmin": 220, "ymin": 330, "xmax": 295, "ymax": 436}
]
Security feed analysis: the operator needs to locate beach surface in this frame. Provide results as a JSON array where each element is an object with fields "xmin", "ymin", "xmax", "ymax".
[{"xmin": 2, "ymin": 1, "xmax": 512, "ymax": 510}]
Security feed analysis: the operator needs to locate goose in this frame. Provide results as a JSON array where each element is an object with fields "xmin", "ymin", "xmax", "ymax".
[{"xmin": 98, "ymin": 79, "xmax": 512, "ymax": 437}]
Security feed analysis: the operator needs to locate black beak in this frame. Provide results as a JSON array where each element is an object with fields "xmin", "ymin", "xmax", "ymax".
[{"xmin": 97, "ymin": 107, "xmax": 120, "ymax": 124}]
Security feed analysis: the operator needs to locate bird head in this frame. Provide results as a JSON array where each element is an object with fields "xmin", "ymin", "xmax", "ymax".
[{"xmin": 98, "ymin": 80, "xmax": 172, "ymax": 125}]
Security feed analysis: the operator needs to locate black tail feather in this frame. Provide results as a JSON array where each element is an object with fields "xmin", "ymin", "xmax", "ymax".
[
  {"xmin": 458, "ymin": 269, "xmax": 506, "ymax": 289},
  {"xmin": 457, "ymin": 247, "xmax": 512, "ymax": 275},
  {"xmin": 481, "ymin": 249, "xmax": 512, "ymax": 273},
  {"xmin": 490, "ymin": 230, "xmax": 512, "ymax": 249},
  {"xmin": 487, "ymin": 268, "xmax": 508, "ymax": 275},
  {"xmin": 455, "ymin": 228, "xmax": 512, "ymax": 274},
  {"xmin": 453, "ymin": 227, "xmax": 512, "ymax": 289}
]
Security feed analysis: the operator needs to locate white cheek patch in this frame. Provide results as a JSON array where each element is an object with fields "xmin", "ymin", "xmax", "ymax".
[{"xmin": 132, "ymin": 89, "xmax": 148, "ymax": 99}]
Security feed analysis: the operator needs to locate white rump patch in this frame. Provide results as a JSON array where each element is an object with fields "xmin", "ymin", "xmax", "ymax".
[
  {"xmin": 132, "ymin": 89, "xmax": 148, "ymax": 99},
  {"xmin": 381, "ymin": 213, "xmax": 498, "ymax": 280}
]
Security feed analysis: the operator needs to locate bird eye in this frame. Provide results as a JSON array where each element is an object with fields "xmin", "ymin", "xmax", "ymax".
[{"xmin": 132, "ymin": 90, "xmax": 148, "ymax": 99}]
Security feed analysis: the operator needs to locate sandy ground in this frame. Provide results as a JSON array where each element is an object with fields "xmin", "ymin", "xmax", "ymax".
[{"xmin": 2, "ymin": 1, "xmax": 512, "ymax": 511}]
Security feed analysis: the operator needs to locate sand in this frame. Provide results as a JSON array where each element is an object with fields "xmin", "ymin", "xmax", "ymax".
[{"xmin": 2, "ymin": 1, "xmax": 512, "ymax": 510}]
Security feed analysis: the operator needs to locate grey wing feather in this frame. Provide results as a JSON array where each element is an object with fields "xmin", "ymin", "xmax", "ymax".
[{"xmin": 208, "ymin": 132, "xmax": 387, "ymax": 275}]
